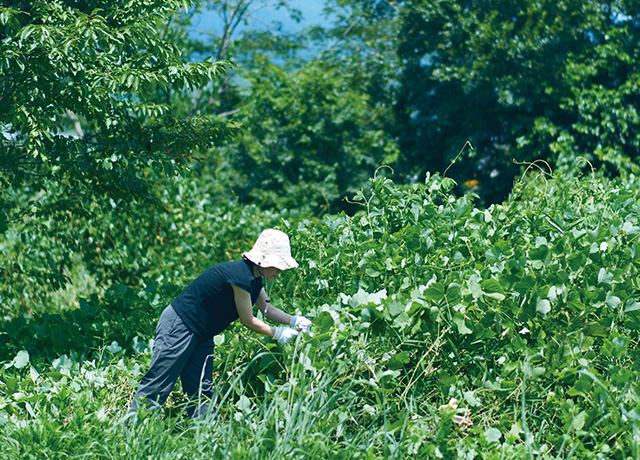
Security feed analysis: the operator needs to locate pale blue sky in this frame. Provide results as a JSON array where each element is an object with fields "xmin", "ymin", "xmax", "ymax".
[{"xmin": 189, "ymin": 0, "xmax": 328, "ymax": 40}]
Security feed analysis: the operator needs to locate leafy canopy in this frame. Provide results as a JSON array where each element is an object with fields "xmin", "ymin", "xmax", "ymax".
[
  {"xmin": 0, "ymin": 0, "xmax": 240, "ymax": 229},
  {"xmin": 227, "ymin": 56, "xmax": 398, "ymax": 213},
  {"xmin": 392, "ymin": 0, "xmax": 640, "ymax": 202}
]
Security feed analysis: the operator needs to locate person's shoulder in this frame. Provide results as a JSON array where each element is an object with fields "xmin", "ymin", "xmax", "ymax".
[
  {"xmin": 225, "ymin": 259, "xmax": 250, "ymax": 269},
  {"xmin": 214, "ymin": 259, "xmax": 252, "ymax": 275},
  {"xmin": 205, "ymin": 259, "xmax": 241, "ymax": 270}
]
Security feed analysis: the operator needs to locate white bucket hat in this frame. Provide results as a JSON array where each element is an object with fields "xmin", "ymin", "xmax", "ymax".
[{"xmin": 243, "ymin": 229, "xmax": 299, "ymax": 270}]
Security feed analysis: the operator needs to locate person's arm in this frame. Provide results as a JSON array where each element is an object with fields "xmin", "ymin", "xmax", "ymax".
[
  {"xmin": 234, "ymin": 285, "xmax": 299, "ymax": 343},
  {"xmin": 233, "ymin": 285, "xmax": 275, "ymax": 337},
  {"xmin": 256, "ymin": 288, "xmax": 313, "ymax": 335},
  {"xmin": 255, "ymin": 288, "xmax": 293, "ymax": 325}
]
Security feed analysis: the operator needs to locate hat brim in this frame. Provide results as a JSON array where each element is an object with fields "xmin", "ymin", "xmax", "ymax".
[{"xmin": 243, "ymin": 251, "xmax": 299, "ymax": 270}]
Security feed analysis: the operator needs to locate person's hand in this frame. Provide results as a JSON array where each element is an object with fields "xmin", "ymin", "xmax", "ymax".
[
  {"xmin": 273, "ymin": 326, "xmax": 299, "ymax": 344},
  {"xmin": 290, "ymin": 315, "xmax": 312, "ymax": 335}
]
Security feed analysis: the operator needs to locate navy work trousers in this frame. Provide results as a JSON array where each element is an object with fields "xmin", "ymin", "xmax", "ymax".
[{"xmin": 129, "ymin": 304, "xmax": 214, "ymax": 418}]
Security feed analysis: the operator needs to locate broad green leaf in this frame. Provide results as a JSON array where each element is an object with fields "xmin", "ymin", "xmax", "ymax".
[
  {"xmin": 605, "ymin": 292, "xmax": 621, "ymax": 311},
  {"xmin": 368, "ymin": 289, "xmax": 388, "ymax": 304},
  {"xmin": 535, "ymin": 236, "xmax": 548, "ymax": 247},
  {"xmin": 624, "ymin": 300, "xmax": 640, "ymax": 312},
  {"xmin": 454, "ymin": 317, "xmax": 473, "ymax": 335},
  {"xmin": 529, "ymin": 245, "xmax": 548, "ymax": 261},
  {"xmin": 29, "ymin": 366, "xmax": 39, "ymax": 382},
  {"xmin": 424, "ymin": 282, "xmax": 445, "ymax": 303},
  {"xmin": 463, "ymin": 390, "xmax": 481, "ymax": 407},
  {"xmin": 567, "ymin": 291, "xmax": 586, "ymax": 312},
  {"xmin": 106, "ymin": 341, "xmax": 123, "ymax": 354},
  {"xmin": 572, "ymin": 411, "xmax": 587, "ymax": 431},
  {"xmin": 388, "ymin": 351, "xmax": 411, "ymax": 370},
  {"xmin": 445, "ymin": 283, "xmax": 462, "ymax": 305},
  {"xmin": 603, "ymin": 336, "xmax": 628, "ymax": 358},
  {"xmin": 514, "ymin": 275, "xmax": 536, "ymax": 295},
  {"xmin": 316, "ymin": 310, "xmax": 336, "ymax": 333},
  {"xmin": 365, "ymin": 267, "xmax": 381, "ymax": 278},
  {"xmin": 484, "ymin": 427, "xmax": 502, "ymax": 444},
  {"xmin": 481, "ymin": 278, "xmax": 506, "ymax": 300},
  {"xmin": 468, "ymin": 275, "xmax": 483, "ymax": 300},
  {"xmin": 567, "ymin": 252, "xmax": 587, "ymax": 273},
  {"xmin": 388, "ymin": 300, "xmax": 405, "ymax": 317},
  {"xmin": 583, "ymin": 323, "xmax": 609, "ymax": 337},
  {"xmin": 376, "ymin": 369, "xmax": 401, "ymax": 386},
  {"xmin": 622, "ymin": 221, "xmax": 640, "ymax": 236},
  {"xmin": 12, "ymin": 350, "xmax": 30, "ymax": 369},
  {"xmin": 236, "ymin": 395, "xmax": 251, "ymax": 412},
  {"xmin": 598, "ymin": 268, "xmax": 614, "ymax": 285},
  {"xmin": 536, "ymin": 298, "xmax": 551, "ymax": 318},
  {"xmin": 25, "ymin": 401, "xmax": 36, "ymax": 418}
]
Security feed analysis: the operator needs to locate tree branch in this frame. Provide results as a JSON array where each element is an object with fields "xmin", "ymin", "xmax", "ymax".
[
  {"xmin": 318, "ymin": 17, "xmax": 362, "ymax": 59},
  {"xmin": 0, "ymin": 76, "xmax": 31, "ymax": 105}
]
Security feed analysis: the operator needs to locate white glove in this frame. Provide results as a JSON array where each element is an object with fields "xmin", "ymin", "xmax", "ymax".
[
  {"xmin": 273, "ymin": 326, "xmax": 299, "ymax": 344},
  {"xmin": 290, "ymin": 315, "xmax": 313, "ymax": 335}
]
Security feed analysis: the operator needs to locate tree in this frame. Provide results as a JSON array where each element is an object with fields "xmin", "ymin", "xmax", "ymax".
[
  {"xmin": 182, "ymin": 0, "xmax": 306, "ymax": 118},
  {"xmin": 0, "ymin": 0, "xmax": 239, "ymax": 230},
  {"xmin": 0, "ymin": 0, "xmax": 241, "ymax": 311},
  {"xmin": 394, "ymin": 0, "xmax": 640, "ymax": 203},
  {"xmin": 177, "ymin": 0, "xmax": 400, "ymax": 213},
  {"xmin": 225, "ymin": 56, "xmax": 399, "ymax": 213}
]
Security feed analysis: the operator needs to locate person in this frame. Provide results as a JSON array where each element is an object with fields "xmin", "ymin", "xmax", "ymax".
[{"xmin": 128, "ymin": 228, "xmax": 311, "ymax": 418}]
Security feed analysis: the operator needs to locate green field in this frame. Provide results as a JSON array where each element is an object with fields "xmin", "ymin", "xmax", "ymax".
[{"xmin": 2, "ymin": 172, "xmax": 640, "ymax": 459}]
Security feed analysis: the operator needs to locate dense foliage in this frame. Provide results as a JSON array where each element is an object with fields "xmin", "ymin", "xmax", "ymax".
[
  {"xmin": 0, "ymin": 0, "xmax": 241, "ymax": 313},
  {"xmin": 3, "ymin": 0, "xmax": 640, "ymax": 458},
  {"xmin": 2, "ymin": 172, "xmax": 640, "ymax": 458},
  {"xmin": 0, "ymin": 0, "xmax": 239, "ymax": 227},
  {"xmin": 165, "ymin": 0, "xmax": 640, "ymax": 206},
  {"xmin": 392, "ymin": 0, "xmax": 640, "ymax": 202},
  {"xmin": 227, "ymin": 57, "xmax": 398, "ymax": 213}
]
